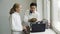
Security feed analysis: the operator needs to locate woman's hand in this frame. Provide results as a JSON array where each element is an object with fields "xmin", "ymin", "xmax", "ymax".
[
  {"xmin": 23, "ymin": 26, "xmax": 27, "ymax": 31},
  {"xmin": 23, "ymin": 26, "xmax": 26, "ymax": 29}
]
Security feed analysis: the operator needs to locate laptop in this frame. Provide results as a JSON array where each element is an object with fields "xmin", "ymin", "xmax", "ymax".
[{"xmin": 30, "ymin": 23, "xmax": 46, "ymax": 32}]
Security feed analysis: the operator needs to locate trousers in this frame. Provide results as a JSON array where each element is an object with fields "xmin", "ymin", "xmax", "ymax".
[{"xmin": 11, "ymin": 31, "xmax": 24, "ymax": 34}]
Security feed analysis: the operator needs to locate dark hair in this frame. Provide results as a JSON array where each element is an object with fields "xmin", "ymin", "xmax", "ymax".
[
  {"xmin": 30, "ymin": 3, "xmax": 37, "ymax": 7},
  {"xmin": 9, "ymin": 3, "xmax": 20, "ymax": 15}
]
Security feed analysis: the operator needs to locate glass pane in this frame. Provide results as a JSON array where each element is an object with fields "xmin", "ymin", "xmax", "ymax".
[{"xmin": 58, "ymin": 0, "xmax": 60, "ymax": 21}]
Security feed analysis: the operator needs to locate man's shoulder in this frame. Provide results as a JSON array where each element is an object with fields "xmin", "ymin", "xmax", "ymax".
[{"xmin": 35, "ymin": 11, "xmax": 40, "ymax": 14}]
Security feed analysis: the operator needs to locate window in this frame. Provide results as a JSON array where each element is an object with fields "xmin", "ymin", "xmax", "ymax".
[{"xmin": 58, "ymin": 0, "xmax": 60, "ymax": 21}]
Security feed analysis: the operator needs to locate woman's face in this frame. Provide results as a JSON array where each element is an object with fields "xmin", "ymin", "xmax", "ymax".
[{"xmin": 16, "ymin": 5, "xmax": 22, "ymax": 13}]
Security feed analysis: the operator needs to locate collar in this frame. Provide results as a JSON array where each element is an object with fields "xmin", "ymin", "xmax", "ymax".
[
  {"xmin": 29, "ymin": 11, "xmax": 37, "ymax": 15},
  {"xmin": 14, "ymin": 12, "xmax": 20, "ymax": 15}
]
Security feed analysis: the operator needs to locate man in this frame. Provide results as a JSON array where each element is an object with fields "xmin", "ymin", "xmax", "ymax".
[{"xmin": 23, "ymin": 2, "xmax": 41, "ymax": 28}]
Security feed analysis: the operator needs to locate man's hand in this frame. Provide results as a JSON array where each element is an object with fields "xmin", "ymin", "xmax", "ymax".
[{"xmin": 23, "ymin": 26, "xmax": 27, "ymax": 31}]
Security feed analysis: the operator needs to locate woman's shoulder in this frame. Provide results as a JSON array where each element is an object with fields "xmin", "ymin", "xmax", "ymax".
[
  {"xmin": 11, "ymin": 12, "xmax": 17, "ymax": 17},
  {"xmin": 12, "ymin": 13, "xmax": 16, "ymax": 16}
]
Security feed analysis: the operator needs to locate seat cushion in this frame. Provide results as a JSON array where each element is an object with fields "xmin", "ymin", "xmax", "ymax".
[{"xmin": 30, "ymin": 29, "xmax": 56, "ymax": 34}]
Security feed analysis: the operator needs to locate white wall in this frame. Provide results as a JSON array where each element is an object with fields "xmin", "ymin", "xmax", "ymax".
[
  {"xmin": 37, "ymin": 0, "xmax": 50, "ymax": 22},
  {"xmin": 51, "ymin": 0, "xmax": 58, "ymax": 23},
  {"xmin": 0, "ymin": 0, "xmax": 36, "ymax": 34},
  {"xmin": 37, "ymin": 0, "xmax": 43, "ymax": 20},
  {"xmin": 58, "ymin": 0, "xmax": 60, "ymax": 21},
  {"xmin": 58, "ymin": 9, "xmax": 60, "ymax": 21},
  {"xmin": 51, "ymin": 0, "xmax": 60, "ymax": 33},
  {"xmin": 44, "ymin": 0, "xmax": 50, "ymax": 22}
]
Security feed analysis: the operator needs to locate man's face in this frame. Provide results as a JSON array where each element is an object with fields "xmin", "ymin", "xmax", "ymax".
[{"xmin": 30, "ymin": 6, "xmax": 37, "ymax": 12}]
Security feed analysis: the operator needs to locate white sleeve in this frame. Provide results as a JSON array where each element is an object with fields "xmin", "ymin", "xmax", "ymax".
[
  {"xmin": 36, "ymin": 12, "xmax": 41, "ymax": 21},
  {"xmin": 23, "ymin": 14, "xmax": 28, "ymax": 23},
  {"xmin": 23, "ymin": 14, "xmax": 30, "ymax": 26},
  {"xmin": 11, "ymin": 14, "xmax": 17, "ymax": 31},
  {"xmin": 11, "ymin": 14, "xmax": 22, "ymax": 31}
]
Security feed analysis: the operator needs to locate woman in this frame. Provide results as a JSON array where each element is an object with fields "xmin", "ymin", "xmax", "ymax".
[{"xmin": 9, "ymin": 3, "xmax": 26, "ymax": 34}]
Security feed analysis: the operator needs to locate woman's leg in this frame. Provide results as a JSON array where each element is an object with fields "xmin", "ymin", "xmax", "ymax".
[{"xmin": 12, "ymin": 31, "xmax": 23, "ymax": 34}]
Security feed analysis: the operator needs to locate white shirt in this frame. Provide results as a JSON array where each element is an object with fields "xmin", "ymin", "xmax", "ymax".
[
  {"xmin": 9, "ymin": 12, "xmax": 23, "ymax": 31},
  {"xmin": 23, "ymin": 11, "xmax": 41, "ymax": 26}
]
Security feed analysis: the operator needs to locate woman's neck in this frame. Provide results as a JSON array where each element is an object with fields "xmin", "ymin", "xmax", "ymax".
[{"xmin": 16, "ymin": 11, "xmax": 20, "ymax": 13}]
